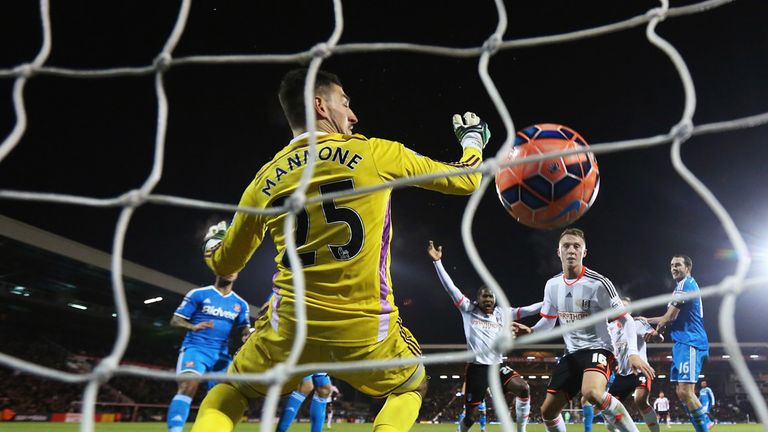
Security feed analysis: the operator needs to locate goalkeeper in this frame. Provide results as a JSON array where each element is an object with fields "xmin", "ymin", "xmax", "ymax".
[{"xmin": 192, "ymin": 68, "xmax": 490, "ymax": 432}]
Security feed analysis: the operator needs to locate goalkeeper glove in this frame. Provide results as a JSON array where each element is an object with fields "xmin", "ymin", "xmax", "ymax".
[
  {"xmin": 452, "ymin": 111, "xmax": 490, "ymax": 151},
  {"xmin": 203, "ymin": 220, "xmax": 228, "ymax": 256}
]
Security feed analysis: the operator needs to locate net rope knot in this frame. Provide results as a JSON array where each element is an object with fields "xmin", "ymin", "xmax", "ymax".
[
  {"xmin": 645, "ymin": 7, "xmax": 668, "ymax": 22},
  {"xmin": 266, "ymin": 362, "xmax": 291, "ymax": 385},
  {"xmin": 121, "ymin": 189, "xmax": 146, "ymax": 208},
  {"xmin": 285, "ymin": 192, "xmax": 306, "ymax": 214},
  {"xmin": 13, "ymin": 64, "xmax": 34, "ymax": 78},
  {"xmin": 310, "ymin": 43, "xmax": 332, "ymax": 59},
  {"xmin": 482, "ymin": 158, "xmax": 500, "ymax": 176},
  {"xmin": 721, "ymin": 275, "xmax": 745, "ymax": 295},
  {"xmin": 493, "ymin": 331, "xmax": 515, "ymax": 353},
  {"xmin": 482, "ymin": 35, "xmax": 502, "ymax": 55},
  {"xmin": 153, "ymin": 53, "xmax": 173, "ymax": 72},
  {"xmin": 91, "ymin": 358, "xmax": 117, "ymax": 384},
  {"xmin": 670, "ymin": 119, "xmax": 693, "ymax": 142}
]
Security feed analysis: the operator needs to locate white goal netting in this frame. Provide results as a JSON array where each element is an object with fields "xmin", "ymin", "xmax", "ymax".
[{"xmin": 1, "ymin": 1, "xmax": 767, "ymax": 431}]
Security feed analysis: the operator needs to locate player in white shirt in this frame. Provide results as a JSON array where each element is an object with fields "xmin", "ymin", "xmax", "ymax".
[
  {"xmin": 428, "ymin": 241, "xmax": 542, "ymax": 432},
  {"xmin": 604, "ymin": 298, "xmax": 664, "ymax": 432},
  {"xmin": 515, "ymin": 228, "xmax": 655, "ymax": 432},
  {"xmin": 325, "ymin": 384, "xmax": 341, "ymax": 429},
  {"xmin": 653, "ymin": 392, "xmax": 671, "ymax": 428}
]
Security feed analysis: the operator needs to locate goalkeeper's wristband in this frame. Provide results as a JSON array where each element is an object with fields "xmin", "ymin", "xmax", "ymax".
[
  {"xmin": 203, "ymin": 238, "xmax": 223, "ymax": 257},
  {"xmin": 459, "ymin": 132, "xmax": 484, "ymax": 152},
  {"xmin": 452, "ymin": 113, "xmax": 491, "ymax": 151}
]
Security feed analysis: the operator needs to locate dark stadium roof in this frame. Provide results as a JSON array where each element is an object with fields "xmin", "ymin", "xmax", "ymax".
[{"xmin": 0, "ymin": 215, "xmax": 257, "ymax": 344}]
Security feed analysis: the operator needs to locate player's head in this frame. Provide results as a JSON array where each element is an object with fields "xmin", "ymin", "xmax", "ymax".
[
  {"xmin": 670, "ymin": 254, "xmax": 693, "ymax": 282},
  {"xmin": 279, "ymin": 68, "xmax": 358, "ymax": 135},
  {"xmin": 659, "ymin": 391, "xmax": 665, "ymax": 398},
  {"xmin": 701, "ymin": 380, "xmax": 708, "ymax": 388},
  {"xmin": 557, "ymin": 228, "xmax": 587, "ymax": 273},
  {"xmin": 476, "ymin": 285, "xmax": 496, "ymax": 314}
]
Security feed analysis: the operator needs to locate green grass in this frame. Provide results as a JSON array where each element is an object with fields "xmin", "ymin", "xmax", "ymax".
[{"xmin": 0, "ymin": 423, "xmax": 762, "ymax": 432}]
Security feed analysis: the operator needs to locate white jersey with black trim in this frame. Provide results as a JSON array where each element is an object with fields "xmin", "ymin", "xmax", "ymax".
[
  {"xmin": 654, "ymin": 397, "xmax": 670, "ymax": 412},
  {"xmin": 539, "ymin": 267, "xmax": 626, "ymax": 354},
  {"xmin": 433, "ymin": 260, "xmax": 541, "ymax": 365},
  {"xmin": 609, "ymin": 317, "xmax": 654, "ymax": 376}
]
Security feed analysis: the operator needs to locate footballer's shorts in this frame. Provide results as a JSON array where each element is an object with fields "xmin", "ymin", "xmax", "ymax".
[
  {"xmin": 177, "ymin": 346, "xmax": 232, "ymax": 391},
  {"xmin": 177, "ymin": 345, "xmax": 232, "ymax": 376},
  {"xmin": 227, "ymin": 313, "xmax": 425, "ymax": 399},
  {"xmin": 302, "ymin": 372, "xmax": 332, "ymax": 387},
  {"xmin": 608, "ymin": 373, "xmax": 651, "ymax": 401},
  {"xmin": 463, "ymin": 363, "xmax": 521, "ymax": 407},
  {"xmin": 670, "ymin": 343, "xmax": 708, "ymax": 383},
  {"xmin": 547, "ymin": 349, "xmax": 615, "ymax": 399}
]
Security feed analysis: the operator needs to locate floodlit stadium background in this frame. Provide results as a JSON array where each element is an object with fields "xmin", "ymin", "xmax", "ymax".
[{"xmin": 1, "ymin": 0, "xmax": 767, "ymax": 430}]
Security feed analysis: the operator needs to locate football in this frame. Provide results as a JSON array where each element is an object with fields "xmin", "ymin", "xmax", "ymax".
[{"xmin": 495, "ymin": 124, "xmax": 600, "ymax": 229}]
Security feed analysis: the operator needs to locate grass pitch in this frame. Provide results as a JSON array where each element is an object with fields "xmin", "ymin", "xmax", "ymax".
[{"xmin": 0, "ymin": 423, "xmax": 761, "ymax": 432}]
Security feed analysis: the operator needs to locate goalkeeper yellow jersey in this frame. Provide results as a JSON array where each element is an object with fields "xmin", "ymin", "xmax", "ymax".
[{"xmin": 206, "ymin": 132, "xmax": 482, "ymax": 346}]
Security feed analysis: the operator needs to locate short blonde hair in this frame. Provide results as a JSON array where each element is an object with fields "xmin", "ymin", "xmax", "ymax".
[{"xmin": 559, "ymin": 228, "xmax": 585, "ymax": 242}]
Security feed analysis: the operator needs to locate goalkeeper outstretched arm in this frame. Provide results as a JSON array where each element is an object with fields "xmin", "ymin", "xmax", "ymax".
[
  {"xmin": 204, "ymin": 111, "xmax": 490, "ymax": 277},
  {"xmin": 372, "ymin": 112, "xmax": 490, "ymax": 195},
  {"xmin": 203, "ymin": 188, "xmax": 268, "ymax": 276}
]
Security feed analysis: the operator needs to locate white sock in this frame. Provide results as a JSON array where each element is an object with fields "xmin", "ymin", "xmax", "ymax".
[
  {"xmin": 641, "ymin": 407, "xmax": 660, "ymax": 432},
  {"xmin": 515, "ymin": 397, "xmax": 530, "ymax": 432},
  {"xmin": 598, "ymin": 393, "xmax": 639, "ymax": 432},
  {"xmin": 543, "ymin": 415, "xmax": 567, "ymax": 432}
]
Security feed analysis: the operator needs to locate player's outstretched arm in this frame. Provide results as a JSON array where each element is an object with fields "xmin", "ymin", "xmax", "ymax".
[
  {"xmin": 427, "ymin": 240, "xmax": 443, "ymax": 262},
  {"xmin": 371, "ymin": 112, "xmax": 490, "ymax": 195},
  {"xmin": 653, "ymin": 305, "xmax": 680, "ymax": 332},
  {"xmin": 529, "ymin": 316, "xmax": 556, "ymax": 334},
  {"xmin": 452, "ymin": 112, "xmax": 491, "ymax": 152},
  {"xmin": 429, "ymin": 241, "xmax": 468, "ymax": 308},
  {"xmin": 511, "ymin": 321, "xmax": 532, "ymax": 336},
  {"xmin": 203, "ymin": 181, "xmax": 268, "ymax": 276},
  {"xmin": 642, "ymin": 326, "xmax": 664, "ymax": 343},
  {"xmin": 511, "ymin": 301, "xmax": 543, "ymax": 319}
]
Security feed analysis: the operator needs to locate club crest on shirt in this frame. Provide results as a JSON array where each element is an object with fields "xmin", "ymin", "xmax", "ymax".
[
  {"xmin": 185, "ymin": 360, "xmax": 195, "ymax": 368},
  {"xmin": 234, "ymin": 304, "xmax": 241, "ymax": 312},
  {"xmin": 579, "ymin": 299, "xmax": 591, "ymax": 311}
]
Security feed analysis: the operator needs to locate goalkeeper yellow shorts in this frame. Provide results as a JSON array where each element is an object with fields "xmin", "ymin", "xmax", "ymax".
[{"xmin": 228, "ymin": 313, "xmax": 424, "ymax": 399}]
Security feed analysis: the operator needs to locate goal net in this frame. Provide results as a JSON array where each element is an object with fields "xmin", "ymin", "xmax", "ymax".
[{"xmin": 1, "ymin": 1, "xmax": 767, "ymax": 431}]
